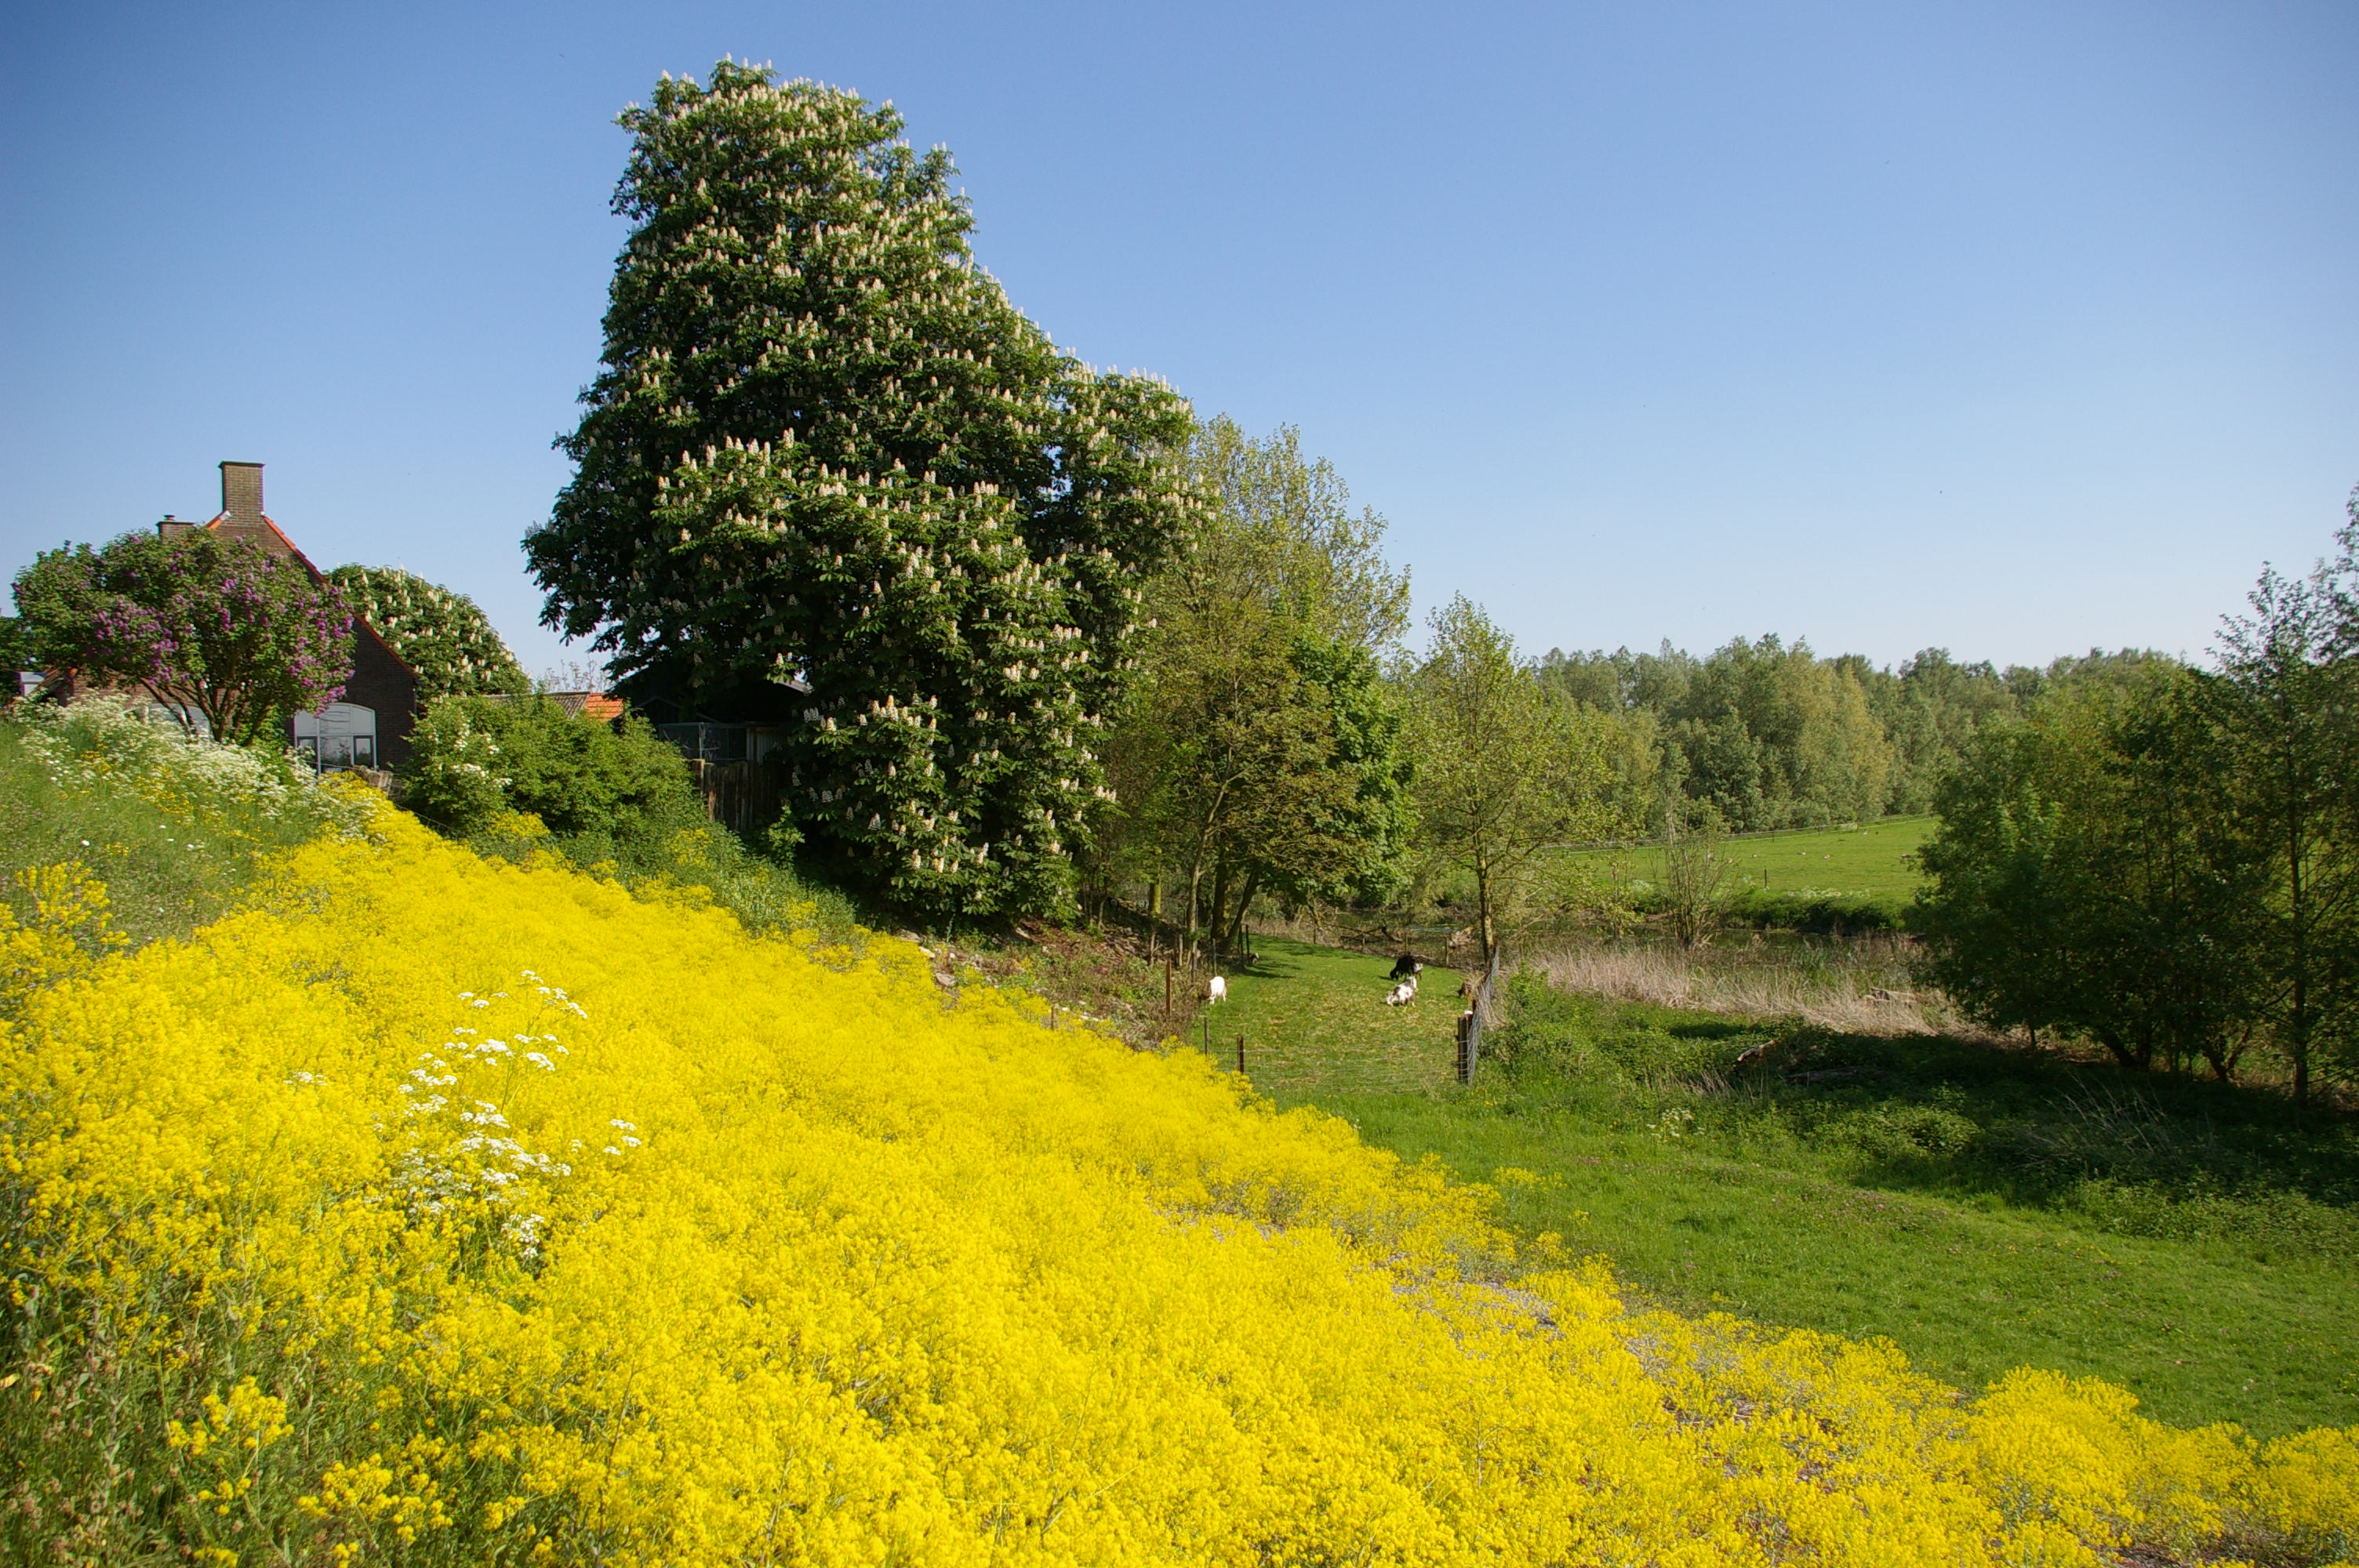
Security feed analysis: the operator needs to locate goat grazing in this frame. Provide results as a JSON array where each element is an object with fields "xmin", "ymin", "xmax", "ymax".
[
  {"xmin": 1383, "ymin": 975, "xmax": 1418, "ymax": 1007},
  {"xmin": 1388, "ymin": 953, "xmax": 1426, "ymax": 982},
  {"xmin": 1207, "ymin": 975, "xmax": 1227, "ymax": 1005}
]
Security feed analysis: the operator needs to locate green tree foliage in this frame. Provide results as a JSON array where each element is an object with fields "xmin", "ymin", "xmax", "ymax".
[
  {"xmin": 1409, "ymin": 597, "xmax": 1627, "ymax": 964},
  {"xmin": 1103, "ymin": 419, "xmax": 1414, "ymax": 947},
  {"xmin": 402, "ymin": 695, "xmax": 705, "ymax": 844},
  {"xmin": 523, "ymin": 62, "xmax": 1197, "ymax": 920},
  {"xmin": 1914, "ymin": 494, "xmax": 2359, "ymax": 1096},
  {"xmin": 327, "ymin": 565, "xmax": 529, "ymax": 699},
  {"xmin": 1916, "ymin": 667, "xmax": 2274, "ymax": 1077},
  {"xmin": 1537, "ymin": 638, "xmax": 2179, "ymax": 832},
  {"xmin": 13, "ymin": 531, "xmax": 352, "ymax": 746},
  {"xmin": 2212, "ymin": 514, "xmax": 2359, "ymax": 1103}
]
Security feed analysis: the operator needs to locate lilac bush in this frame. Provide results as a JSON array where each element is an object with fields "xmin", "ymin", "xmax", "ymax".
[{"xmin": 13, "ymin": 530, "xmax": 353, "ymax": 747}]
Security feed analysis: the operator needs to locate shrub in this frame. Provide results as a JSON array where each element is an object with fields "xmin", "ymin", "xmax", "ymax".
[
  {"xmin": 13, "ymin": 528, "xmax": 352, "ymax": 746},
  {"xmin": 400, "ymin": 695, "xmax": 703, "ymax": 842}
]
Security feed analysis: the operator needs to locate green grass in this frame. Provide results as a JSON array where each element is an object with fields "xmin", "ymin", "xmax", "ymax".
[
  {"xmin": 0, "ymin": 705, "xmax": 362, "ymax": 951},
  {"xmin": 1240, "ymin": 946, "xmax": 2359, "ymax": 1436},
  {"xmin": 1190, "ymin": 937, "xmax": 1467, "ymax": 1095},
  {"xmin": 1568, "ymin": 815, "xmax": 1935, "ymax": 899}
]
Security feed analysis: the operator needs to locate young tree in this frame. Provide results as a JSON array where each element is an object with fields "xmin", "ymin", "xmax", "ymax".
[
  {"xmin": 13, "ymin": 531, "xmax": 351, "ymax": 747},
  {"xmin": 2219, "ymin": 492, "xmax": 2359, "ymax": 1101},
  {"xmin": 1657, "ymin": 811, "xmax": 1732, "ymax": 949},
  {"xmin": 1408, "ymin": 597, "xmax": 1625, "ymax": 966},
  {"xmin": 525, "ymin": 63, "xmax": 1198, "ymax": 920},
  {"xmin": 328, "ymin": 565, "xmax": 529, "ymax": 700},
  {"xmin": 1102, "ymin": 418, "xmax": 1414, "ymax": 949},
  {"xmin": 1917, "ymin": 670, "xmax": 2273, "ymax": 1076}
]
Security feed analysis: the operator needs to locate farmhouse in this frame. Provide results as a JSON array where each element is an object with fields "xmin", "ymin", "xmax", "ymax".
[{"xmin": 147, "ymin": 461, "xmax": 423, "ymax": 769}]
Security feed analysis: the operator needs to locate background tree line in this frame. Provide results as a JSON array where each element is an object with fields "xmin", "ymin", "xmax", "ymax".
[{"xmin": 1535, "ymin": 637, "xmax": 2173, "ymax": 833}]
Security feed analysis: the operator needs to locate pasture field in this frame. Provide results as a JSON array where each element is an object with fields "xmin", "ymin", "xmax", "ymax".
[
  {"xmin": 1565, "ymin": 813, "xmax": 1935, "ymax": 900},
  {"xmin": 1242, "ymin": 952, "xmax": 2359, "ymax": 1437},
  {"xmin": 1183, "ymin": 936, "xmax": 1467, "ymax": 1094}
]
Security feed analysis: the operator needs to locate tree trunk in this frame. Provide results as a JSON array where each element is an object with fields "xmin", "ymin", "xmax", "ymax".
[
  {"xmin": 1220, "ymin": 866, "xmax": 1263, "ymax": 953},
  {"xmin": 1208, "ymin": 856, "xmax": 1231, "ymax": 962},
  {"xmin": 1474, "ymin": 854, "xmax": 1497, "ymax": 970},
  {"xmin": 1183, "ymin": 856, "xmax": 1205, "ymax": 964},
  {"xmin": 2094, "ymin": 1025, "xmax": 2152, "ymax": 1072},
  {"xmin": 2288, "ymin": 778, "xmax": 2310, "ymax": 1105}
]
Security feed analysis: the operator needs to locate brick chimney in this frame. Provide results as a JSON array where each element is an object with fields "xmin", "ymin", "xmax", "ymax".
[{"xmin": 219, "ymin": 461, "xmax": 265, "ymax": 530}]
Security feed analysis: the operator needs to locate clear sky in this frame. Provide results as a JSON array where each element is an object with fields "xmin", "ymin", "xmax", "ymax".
[{"xmin": 5, "ymin": 0, "xmax": 2354, "ymax": 677}]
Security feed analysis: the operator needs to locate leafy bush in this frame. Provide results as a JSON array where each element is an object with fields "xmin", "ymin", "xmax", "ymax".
[
  {"xmin": 1717, "ymin": 884, "xmax": 1910, "ymax": 931},
  {"xmin": 400, "ymin": 695, "xmax": 703, "ymax": 842},
  {"xmin": 402, "ymin": 693, "xmax": 859, "ymax": 944},
  {"xmin": 4, "ymin": 808, "xmax": 2352, "ymax": 1563},
  {"xmin": 1612, "ymin": 880, "xmax": 1910, "ymax": 933}
]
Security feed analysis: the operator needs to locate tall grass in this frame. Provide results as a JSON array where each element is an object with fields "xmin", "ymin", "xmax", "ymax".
[
  {"xmin": 0, "ymin": 699, "xmax": 369, "ymax": 949},
  {"xmin": 1521, "ymin": 933, "xmax": 1958, "ymax": 1035}
]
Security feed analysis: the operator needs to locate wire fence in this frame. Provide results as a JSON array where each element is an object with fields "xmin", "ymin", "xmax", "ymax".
[{"xmin": 1455, "ymin": 949, "xmax": 1506, "ymax": 1084}]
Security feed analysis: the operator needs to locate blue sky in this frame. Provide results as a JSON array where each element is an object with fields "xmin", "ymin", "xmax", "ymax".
[{"xmin": 5, "ymin": 0, "xmax": 2354, "ymax": 677}]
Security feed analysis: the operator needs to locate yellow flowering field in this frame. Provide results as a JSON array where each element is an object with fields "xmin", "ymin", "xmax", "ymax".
[{"xmin": 2, "ymin": 799, "xmax": 2355, "ymax": 1565}]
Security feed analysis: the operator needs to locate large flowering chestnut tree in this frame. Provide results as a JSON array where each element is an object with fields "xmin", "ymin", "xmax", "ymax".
[{"xmin": 525, "ymin": 62, "xmax": 1198, "ymax": 920}]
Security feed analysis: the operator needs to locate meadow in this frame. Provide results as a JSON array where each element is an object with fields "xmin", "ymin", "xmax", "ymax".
[
  {"xmin": 1289, "ymin": 984, "xmax": 2357, "ymax": 1439},
  {"xmin": 1192, "ymin": 937, "xmax": 1469, "ymax": 1095},
  {"xmin": 1533, "ymin": 815, "xmax": 1936, "ymax": 931},
  {"xmin": 1572, "ymin": 815, "xmax": 1936, "ymax": 899},
  {"xmin": 4, "ymin": 705, "xmax": 2357, "ymax": 1564}
]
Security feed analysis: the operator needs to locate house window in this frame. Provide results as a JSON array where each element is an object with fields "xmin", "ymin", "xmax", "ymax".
[
  {"xmin": 294, "ymin": 702, "xmax": 378, "ymax": 772},
  {"xmin": 655, "ymin": 723, "xmax": 748, "ymax": 764}
]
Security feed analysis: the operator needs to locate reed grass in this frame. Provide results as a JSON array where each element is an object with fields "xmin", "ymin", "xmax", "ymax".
[{"xmin": 1519, "ymin": 933, "xmax": 1964, "ymax": 1036}]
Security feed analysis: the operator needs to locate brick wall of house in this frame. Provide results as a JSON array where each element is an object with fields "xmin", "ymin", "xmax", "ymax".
[{"xmin": 342, "ymin": 620, "xmax": 420, "ymax": 769}]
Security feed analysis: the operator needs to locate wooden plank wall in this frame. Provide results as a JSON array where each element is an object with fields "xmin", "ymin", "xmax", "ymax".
[{"xmin": 684, "ymin": 759, "xmax": 788, "ymax": 837}]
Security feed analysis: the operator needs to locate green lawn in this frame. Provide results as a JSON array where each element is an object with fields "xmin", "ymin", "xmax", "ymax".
[
  {"xmin": 1234, "ymin": 938, "xmax": 2359, "ymax": 1437},
  {"xmin": 1567, "ymin": 814, "xmax": 1935, "ymax": 899},
  {"xmin": 1189, "ymin": 937, "xmax": 1467, "ymax": 1095}
]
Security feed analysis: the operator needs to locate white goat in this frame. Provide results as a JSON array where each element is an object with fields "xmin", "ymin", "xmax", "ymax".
[
  {"xmin": 1383, "ymin": 975, "xmax": 1418, "ymax": 1007},
  {"xmin": 1207, "ymin": 975, "xmax": 1227, "ymax": 1004}
]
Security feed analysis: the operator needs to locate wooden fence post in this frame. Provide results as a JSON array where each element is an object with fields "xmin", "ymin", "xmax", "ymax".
[{"xmin": 1236, "ymin": 1035, "xmax": 1245, "ymax": 1076}]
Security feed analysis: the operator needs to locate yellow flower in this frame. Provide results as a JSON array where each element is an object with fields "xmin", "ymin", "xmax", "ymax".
[{"xmin": 1, "ymin": 802, "xmax": 2349, "ymax": 1564}]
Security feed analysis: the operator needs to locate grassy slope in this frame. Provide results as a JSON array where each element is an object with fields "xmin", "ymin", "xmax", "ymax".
[
  {"xmin": 0, "ymin": 716, "xmax": 343, "ymax": 949},
  {"xmin": 16, "ymin": 711, "xmax": 2350, "ymax": 1438},
  {"xmin": 1244, "ymin": 957, "xmax": 2358, "ymax": 1437}
]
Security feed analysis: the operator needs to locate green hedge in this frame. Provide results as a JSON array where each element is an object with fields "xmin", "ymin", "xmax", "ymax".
[{"xmin": 400, "ymin": 695, "xmax": 705, "ymax": 843}]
